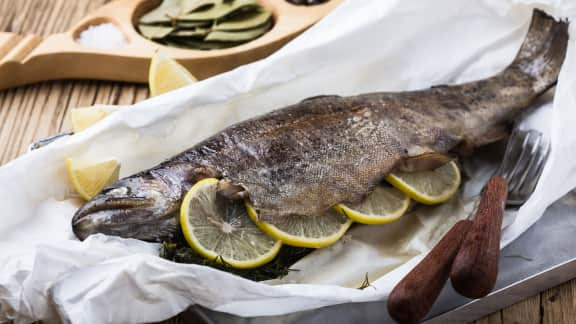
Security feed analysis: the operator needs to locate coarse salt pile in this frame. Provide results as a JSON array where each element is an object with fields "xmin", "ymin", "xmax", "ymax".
[{"xmin": 76, "ymin": 23, "xmax": 126, "ymax": 49}]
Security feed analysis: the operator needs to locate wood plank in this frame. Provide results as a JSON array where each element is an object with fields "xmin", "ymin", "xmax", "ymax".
[
  {"xmin": 541, "ymin": 279, "xmax": 576, "ymax": 324},
  {"xmin": 501, "ymin": 294, "xmax": 541, "ymax": 324},
  {"xmin": 473, "ymin": 311, "xmax": 502, "ymax": 324}
]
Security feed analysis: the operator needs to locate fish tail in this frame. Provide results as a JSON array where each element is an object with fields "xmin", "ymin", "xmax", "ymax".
[{"xmin": 507, "ymin": 9, "xmax": 569, "ymax": 93}]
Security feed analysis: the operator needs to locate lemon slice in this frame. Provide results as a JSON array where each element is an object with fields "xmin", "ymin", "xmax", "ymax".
[
  {"xmin": 247, "ymin": 206, "xmax": 353, "ymax": 249},
  {"xmin": 180, "ymin": 178, "xmax": 281, "ymax": 269},
  {"xmin": 149, "ymin": 51, "xmax": 197, "ymax": 96},
  {"xmin": 334, "ymin": 186, "xmax": 410, "ymax": 225},
  {"xmin": 66, "ymin": 158, "xmax": 120, "ymax": 200},
  {"xmin": 386, "ymin": 161, "xmax": 461, "ymax": 205},
  {"xmin": 69, "ymin": 105, "xmax": 121, "ymax": 132}
]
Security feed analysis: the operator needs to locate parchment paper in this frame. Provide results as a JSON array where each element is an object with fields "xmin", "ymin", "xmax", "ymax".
[{"xmin": 2, "ymin": 0, "xmax": 576, "ymax": 323}]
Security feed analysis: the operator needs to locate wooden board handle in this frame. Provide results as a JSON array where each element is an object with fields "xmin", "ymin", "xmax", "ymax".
[
  {"xmin": 387, "ymin": 220, "xmax": 472, "ymax": 324},
  {"xmin": 0, "ymin": 31, "xmax": 152, "ymax": 90},
  {"xmin": 0, "ymin": 32, "xmax": 43, "ymax": 63},
  {"xmin": 450, "ymin": 176, "xmax": 508, "ymax": 299}
]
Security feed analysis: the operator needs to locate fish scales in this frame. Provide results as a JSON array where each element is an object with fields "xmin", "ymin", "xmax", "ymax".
[{"xmin": 72, "ymin": 10, "xmax": 568, "ymax": 241}]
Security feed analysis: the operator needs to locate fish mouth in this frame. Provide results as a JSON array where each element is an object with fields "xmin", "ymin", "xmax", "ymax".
[{"xmin": 72, "ymin": 195, "xmax": 160, "ymax": 240}]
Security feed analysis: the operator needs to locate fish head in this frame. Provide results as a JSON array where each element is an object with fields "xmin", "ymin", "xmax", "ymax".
[{"xmin": 72, "ymin": 174, "xmax": 182, "ymax": 241}]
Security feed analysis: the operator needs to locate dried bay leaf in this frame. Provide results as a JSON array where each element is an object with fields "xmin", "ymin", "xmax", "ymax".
[
  {"xmin": 140, "ymin": 0, "xmax": 182, "ymax": 24},
  {"xmin": 205, "ymin": 20, "xmax": 272, "ymax": 42},
  {"xmin": 170, "ymin": 28, "xmax": 211, "ymax": 37},
  {"xmin": 138, "ymin": 0, "xmax": 274, "ymax": 50},
  {"xmin": 139, "ymin": 24, "xmax": 176, "ymax": 39},
  {"xmin": 178, "ymin": 0, "xmax": 259, "ymax": 21},
  {"xmin": 164, "ymin": 38, "xmax": 241, "ymax": 50},
  {"xmin": 177, "ymin": 21, "xmax": 212, "ymax": 28},
  {"xmin": 213, "ymin": 9, "xmax": 272, "ymax": 31},
  {"xmin": 181, "ymin": 0, "xmax": 220, "ymax": 14}
]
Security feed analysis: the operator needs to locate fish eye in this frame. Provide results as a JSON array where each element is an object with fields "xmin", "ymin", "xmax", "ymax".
[{"xmin": 102, "ymin": 186, "xmax": 130, "ymax": 196}]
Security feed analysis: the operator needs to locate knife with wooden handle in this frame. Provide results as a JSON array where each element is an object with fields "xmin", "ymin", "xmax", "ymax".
[
  {"xmin": 387, "ymin": 219, "xmax": 473, "ymax": 324},
  {"xmin": 450, "ymin": 176, "xmax": 508, "ymax": 299}
]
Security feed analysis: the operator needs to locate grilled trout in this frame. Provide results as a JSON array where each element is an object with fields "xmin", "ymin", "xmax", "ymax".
[{"xmin": 73, "ymin": 10, "xmax": 568, "ymax": 242}]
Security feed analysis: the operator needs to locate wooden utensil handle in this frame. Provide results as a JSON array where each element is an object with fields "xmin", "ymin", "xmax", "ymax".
[
  {"xmin": 387, "ymin": 220, "xmax": 472, "ymax": 324},
  {"xmin": 450, "ymin": 176, "xmax": 508, "ymax": 299}
]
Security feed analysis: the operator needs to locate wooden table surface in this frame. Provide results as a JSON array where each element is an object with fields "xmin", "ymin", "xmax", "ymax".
[{"xmin": 0, "ymin": 1, "xmax": 575, "ymax": 323}]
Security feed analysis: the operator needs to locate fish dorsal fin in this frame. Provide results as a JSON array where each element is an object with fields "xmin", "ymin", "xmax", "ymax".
[
  {"xmin": 301, "ymin": 95, "xmax": 341, "ymax": 102},
  {"xmin": 396, "ymin": 152, "xmax": 453, "ymax": 172}
]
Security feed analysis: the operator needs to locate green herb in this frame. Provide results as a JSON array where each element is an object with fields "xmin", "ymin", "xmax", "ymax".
[
  {"xmin": 160, "ymin": 242, "xmax": 312, "ymax": 281},
  {"xmin": 140, "ymin": 0, "xmax": 182, "ymax": 24},
  {"xmin": 170, "ymin": 28, "xmax": 211, "ymax": 37},
  {"xmin": 178, "ymin": 0, "xmax": 259, "ymax": 21},
  {"xmin": 137, "ymin": 0, "xmax": 274, "ymax": 50},
  {"xmin": 357, "ymin": 273, "xmax": 375, "ymax": 290},
  {"xmin": 213, "ymin": 10, "xmax": 272, "ymax": 31},
  {"xmin": 205, "ymin": 20, "xmax": 272, "ymax": 42},
  {"xmin": 139, "ymin": 25, "xmax": 176, "ymax": 39}
]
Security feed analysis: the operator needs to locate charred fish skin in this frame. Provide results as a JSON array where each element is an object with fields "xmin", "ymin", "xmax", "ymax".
[{"xmin": 72, "ymin": 10, "xmax": 568, "ymax": 242}]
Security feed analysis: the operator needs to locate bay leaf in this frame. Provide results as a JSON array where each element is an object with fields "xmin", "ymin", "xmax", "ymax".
[
  {"xmin": 205, "ymin": 20, "xmax": 272, "ymax": 42},
  {"xmin": 213, "ymin": 9, "xmax": 272, "ymax": 31},
  {"xmin": 164, "ymin": 38, "xmax": 241, "ymax": 50},
  {"xmin": 170, "ymin": 28, "xmax": 210, "ymax": 37},
  {"xmin": 139, "ymin": 0, "xmax": 182, "ymax": 24},
  {"xmin": 180, "ymin": 0, "xmax": 219, "ymax": 14},
  {"xmin": 139, "ymin": 24, "xmax": 175, "ymax": 39},
  {"xmin": 178, "ymin": 0, "xmax": 259, "ymax": 21},
  {"xmin": 177, "ymin": 21, "xmax": 212, "ymax": 28}
]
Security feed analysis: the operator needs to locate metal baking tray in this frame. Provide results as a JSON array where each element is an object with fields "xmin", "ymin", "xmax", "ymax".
[{"xmin": 177, "ymin": 190, "xmax": 576, "ymax": 323}]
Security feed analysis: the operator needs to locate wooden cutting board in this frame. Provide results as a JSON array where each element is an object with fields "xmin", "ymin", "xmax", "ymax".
[{"xmin": 0, "ymin": 0, "xmax": 341, "ymax": 90}]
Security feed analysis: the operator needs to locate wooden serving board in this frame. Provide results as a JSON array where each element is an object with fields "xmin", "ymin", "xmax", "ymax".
[{"xmin": 0, "ymin": 0, "xmax": 341, "ymax": 90}]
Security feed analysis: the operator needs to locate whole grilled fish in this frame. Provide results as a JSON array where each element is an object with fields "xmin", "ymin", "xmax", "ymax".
[{"xmin": 73, "ymin": 10, "xmax": 568, "ymax": 242}]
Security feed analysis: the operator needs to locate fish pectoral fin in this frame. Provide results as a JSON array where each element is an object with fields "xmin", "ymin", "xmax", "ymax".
[
  {"xmin": 217, "ymin": 180, "xmax": 247, "ymax": 200},
  {"xmin": 396, "ymin": 152, "xmax": 453, "ymax": 172}
]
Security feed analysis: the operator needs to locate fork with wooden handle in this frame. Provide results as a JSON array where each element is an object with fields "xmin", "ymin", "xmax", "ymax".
[
  {"xmin": 451, "ymin": 129, "xmax": 549, "ymax": 298},
  {"xmin": 387, "ymin": 129, "xmax": 549, "ymax": 323}
]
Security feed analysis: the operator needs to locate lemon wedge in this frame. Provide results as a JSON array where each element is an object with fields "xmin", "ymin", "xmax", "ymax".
[
  {"xmin": 335, "ymin": 186, "xmax": 410, "ymax": 225},
  {"xmin": 247, "ymin": 205, "xmax": 353, "ymax": 249},
  {"xmin": 149, "ymin": 51, "xmax": 197, "ymax": 96},
  {"xmin": 180, "ymin": 178, "xmax": 281, "ymax": 269},
  {"xmin": 69, "ymin": 105, "xmax": 121, "ymax": 133},
  {"xmin": 66, "ymin": 158, "xmax": 120, "ymax": 200},
  {"xmin": 386, "ymin": 161, "xmax": 461, "ymax": 205}
]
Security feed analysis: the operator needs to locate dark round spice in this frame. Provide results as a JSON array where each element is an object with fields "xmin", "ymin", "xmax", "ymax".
[{"xmin": 286, "ymin": 0, "xmax": 330, "ymax": 6}]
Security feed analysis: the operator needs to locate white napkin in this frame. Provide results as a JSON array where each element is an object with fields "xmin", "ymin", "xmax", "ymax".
[{"xmin": 2, "ymin": 0, "xmax": 576, "ymax": 322}]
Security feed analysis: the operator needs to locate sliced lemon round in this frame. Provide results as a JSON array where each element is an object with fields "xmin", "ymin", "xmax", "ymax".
[
  {"xmin": 386, "ymin": 160, "xmax": 461, "ymax": 205},
  {"xmin": 247, "ymin": 205, "xmax": 353, "ymax": 249},
  {"xmin": 334, "ymin": 186, "xmax": 410, "ymax": 225},
  {"xmin": 180, "ymin": 178, "xmax": 281, "ymax": 269},
  {"xmin": 149, "ymin": 51, "xmax": 197, "ymax": 97},
  {"xmin": 66, "ymin": 158, "xmax": 120, "ymax": 200},
  {"xmin": 69, "ymin": 105, "xmax": 122, "ymax": 133}
]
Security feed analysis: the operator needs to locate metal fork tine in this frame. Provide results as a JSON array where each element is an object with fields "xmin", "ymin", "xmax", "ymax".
[
  {"xmin": 503, "ymin": 131, "xmax": 535, "ymax": 186},
  {"xmin": 508, "ymin": 131, "xmax": 541, "ymax": 193},
  {"xmin": 516, "ymin": 138, "xmax": 550, "ymax": 202},
  {"xmin": 492, "ymin": 127, "xmax": 549, "ymax": 207},
  {"xmin": 495, "ymin": 129, "xmax": 525, "ymax": 178}
]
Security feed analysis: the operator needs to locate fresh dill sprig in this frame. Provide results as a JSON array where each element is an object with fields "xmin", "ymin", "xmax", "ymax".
[
  {"xmin": 160, "ymin": 242, "xmax": 312, "ymax": 281},
  {"xmin": 357, "ymin": 273, "xmax": 374, "ymax": 290}
]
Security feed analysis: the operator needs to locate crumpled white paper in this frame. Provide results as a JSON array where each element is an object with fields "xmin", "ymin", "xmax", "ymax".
[{"xmin": 2, "ymin": 0, "xmax": 576, "ymax": 322}]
